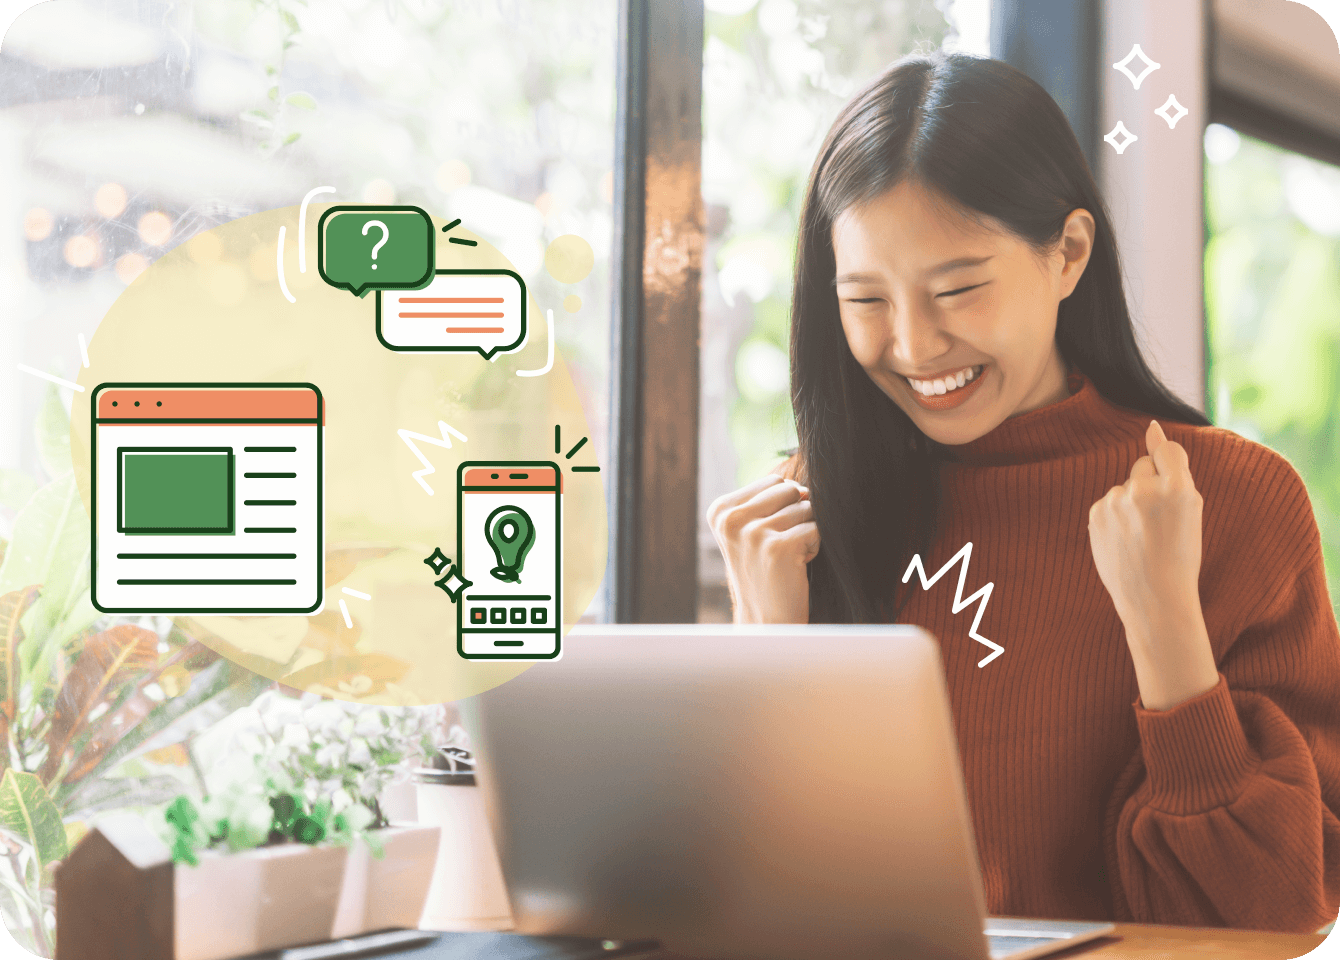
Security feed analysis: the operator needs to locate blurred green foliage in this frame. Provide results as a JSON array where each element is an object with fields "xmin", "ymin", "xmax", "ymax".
[
  {"xmin": 702, "ymin": 0, "xmax": 953, "ymax": 487},
  {"xmin": 1204, "ymin": 129, "xmax": 1340, "ymax": 619}
]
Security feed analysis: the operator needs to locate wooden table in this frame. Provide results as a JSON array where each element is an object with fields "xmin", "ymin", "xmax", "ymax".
[
  {"xmin": 1049, "ymin": 922, "xmax": 1326, "ymax": 960},
  {"xmin": 276, "ymin": 925, "xmax": 1329, "ymax": 960}
]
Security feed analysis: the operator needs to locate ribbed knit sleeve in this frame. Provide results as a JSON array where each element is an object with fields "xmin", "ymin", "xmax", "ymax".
[{"xmin": 1104, "ymin": 443, "xmax": 1340, "ymax": 932}]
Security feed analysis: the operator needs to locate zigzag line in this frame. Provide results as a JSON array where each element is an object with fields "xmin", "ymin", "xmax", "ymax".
[
  {"xmin": 901, "ymin": 541, "xmax": 1003, "ymax": 667},
  {"xmin": 397, "ymin": 421, "xmax": 468, "ymax": 495}
]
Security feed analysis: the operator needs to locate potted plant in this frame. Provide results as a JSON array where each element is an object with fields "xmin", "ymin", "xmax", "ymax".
[
  {"xmin": 157, "ymin": 689, "xmax": 445, "ymax": 956},
  {"xmin": 159, "ymin": 783, "xmax": 358, "ymax": 960},
  {"xmin": 1, "ymin": 381, "xmax": 417, "ymax": 956},
  {"xmin": 0, "ymin": 384, "xmax": 272, "ymax": 957}
]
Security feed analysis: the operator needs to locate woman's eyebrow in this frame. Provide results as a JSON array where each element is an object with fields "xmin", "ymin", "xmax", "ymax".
[{"xmin": 832, "ymin": 255, "xmax": 994, "ymax": 287}]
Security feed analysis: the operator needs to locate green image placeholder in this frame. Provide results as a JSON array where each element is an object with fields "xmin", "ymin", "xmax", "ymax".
[{"xmin": 118, "ymin": 448, "xmax": 235, "ymax": 534}]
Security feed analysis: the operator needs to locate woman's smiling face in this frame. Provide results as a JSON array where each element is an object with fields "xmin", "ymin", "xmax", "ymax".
[{"xmin": 831, "ymin": 180, "xmax": 1095, "ymax": 446}]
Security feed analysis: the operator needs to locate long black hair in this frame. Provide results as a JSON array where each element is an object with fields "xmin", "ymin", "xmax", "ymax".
[{"xmin": 790, "ymin": 50, "xmax": 1210, "ymax": 624}]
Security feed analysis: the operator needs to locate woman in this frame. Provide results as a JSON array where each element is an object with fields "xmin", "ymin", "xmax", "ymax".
[{"xmin": 707, "ymin": 51, "xmax": 1340, "ymax": 933}]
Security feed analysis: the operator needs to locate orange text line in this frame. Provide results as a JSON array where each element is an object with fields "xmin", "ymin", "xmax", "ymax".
[{"xmin": 399, "ymin": 312, "xmax": 505, "ymax": 318}]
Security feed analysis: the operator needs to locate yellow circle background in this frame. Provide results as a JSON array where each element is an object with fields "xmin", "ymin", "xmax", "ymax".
[{"xmin": 69, "ymin": 206, "xmax": 608, "ymax": 705}]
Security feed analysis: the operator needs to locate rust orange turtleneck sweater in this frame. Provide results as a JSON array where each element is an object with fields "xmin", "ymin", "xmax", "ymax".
[{"xmin": 786, "ymin": 370, "xmax": 1340, "ymax": 932}]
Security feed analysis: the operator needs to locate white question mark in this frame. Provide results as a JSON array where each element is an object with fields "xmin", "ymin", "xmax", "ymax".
[{"xmin": 362, "ymin": 219, "xmax": 389, "ymax": 270}]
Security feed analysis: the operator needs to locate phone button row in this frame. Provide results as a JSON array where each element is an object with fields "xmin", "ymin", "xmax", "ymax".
[{"xmin": 470, "ymin": 606, "xmax": 548, "ymax": 625}]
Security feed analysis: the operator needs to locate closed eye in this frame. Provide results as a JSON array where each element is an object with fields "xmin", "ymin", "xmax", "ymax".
[{"xmin": 844, "ymin": 283, "xmax": 986, "ymax": 304}]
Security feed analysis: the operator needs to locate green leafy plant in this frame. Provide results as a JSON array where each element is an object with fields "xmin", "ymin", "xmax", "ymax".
[
  {"xmin": 0, "ymin": 385, "xmax": 270, "ymax": 956},
  {"xmin": 160, "ymin": 778, "xmax": 376, "ymax": 866},
  {"xmin": 156, "ymin": 688, "xmax": 442, "ymax": 866},
  {"xmin": 238, "ymin": 0, "xmax": 317, "ymax": 155},
  {"xmin": 244, "ymin": 690, "xmax": 441, "ymax": 824}
]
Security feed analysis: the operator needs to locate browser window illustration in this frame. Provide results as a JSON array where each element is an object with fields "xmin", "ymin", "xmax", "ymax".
[{"xmin": 91, "ymin": 383, "xmax": 324, "ymax": 614}]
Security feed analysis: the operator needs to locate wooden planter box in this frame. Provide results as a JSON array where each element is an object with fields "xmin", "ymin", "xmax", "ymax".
[
  {"xmin": 55, "ymin": 813, "xmax": 441, "ymax": 960},
  {"xmin": 331, "ymin": 824, "xmax": 441, "ymax": 938},
  {"xmin": 176, "ymin": 842, "xmax": 348, "ymax": 960}
]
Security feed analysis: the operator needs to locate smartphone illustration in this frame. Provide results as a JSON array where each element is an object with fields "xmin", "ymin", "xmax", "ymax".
[{"xmin": 457, "ymin": 461, "xmax": 562, "ymax": 660}]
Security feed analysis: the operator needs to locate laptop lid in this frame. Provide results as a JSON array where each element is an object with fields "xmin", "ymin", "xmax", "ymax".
[{"xmin": 461, "ymin": 624, "xmax": 994, "ymax": 960}]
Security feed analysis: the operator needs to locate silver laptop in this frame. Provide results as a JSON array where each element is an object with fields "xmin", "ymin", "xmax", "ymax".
[{"xmin": 460, "ymin": 624, "xmax": 1115, "ymax": 960}]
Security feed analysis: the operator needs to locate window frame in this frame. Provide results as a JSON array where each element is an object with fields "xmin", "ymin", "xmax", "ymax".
[
  {"xmin": 607, "ymin": 0, "xmax": 705, "ymax": 623},
  {"xmin": 607, "ymin": 0, "xmax": 1340, "ymax": 621}
]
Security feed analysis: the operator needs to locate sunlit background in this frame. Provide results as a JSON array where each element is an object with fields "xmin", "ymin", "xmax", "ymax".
[
  {"xmin": 1, "ymin": 0, "xmax": 616, "ymax": 565},
  {"xmin": 1203, "ymin": 122, "xmax": 1340, "ymax": 617},
  {"xmin": 7, "ymin": 0, "xmax": 1329, "ymax": 626}
]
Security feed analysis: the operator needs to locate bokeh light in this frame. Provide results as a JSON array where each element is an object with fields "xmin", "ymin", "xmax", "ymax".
[
  {"xmin": 564, "ymin": 294, "xmax": 582, "ymax": 313},
  {"xmin": 63, "ymin": 234, "xmax": 100, "ymax": 268},
  {"xmin": 23, "ymin": 207, "xmax": 53, "ymax": 241},
  {"xmin": 115, "ymin": 252, "xmax": 149, "ymax": 284},
  {"xmin": 138, "ymin": 211, "xmax": 173, "ymax": 246},
  {"xmin": 1204, "ymin": 123, "xmax": 1241, "ymax": 165},
  {"xmin": 94, "ymin": 182, "xmax": 128, "ymax": 218}
]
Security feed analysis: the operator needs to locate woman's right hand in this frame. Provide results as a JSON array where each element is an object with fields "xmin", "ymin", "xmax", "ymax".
[{"xmin": 706, "ymin": 473, "xmax": 821, "ymax": 624}]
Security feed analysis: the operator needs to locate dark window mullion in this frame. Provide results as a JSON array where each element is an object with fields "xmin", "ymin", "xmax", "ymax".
[
  {"xmin": 608, "ymin": 0, "xmax": 706, "ymax": 623},
  {"xmin": 991, "ymin": 0, "xmax": 1102, "ymax": 173}
]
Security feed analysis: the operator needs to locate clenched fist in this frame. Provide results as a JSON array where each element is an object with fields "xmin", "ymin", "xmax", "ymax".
[
  {"xmin": 707, "ymin": 473, "xmax": 820, "ymax": 624},
  {"xmin": 1089, "ymin": 420, "xmax": 1219, "ymax": 710}
]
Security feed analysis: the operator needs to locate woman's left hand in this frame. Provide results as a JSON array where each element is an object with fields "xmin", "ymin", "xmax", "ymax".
[{"xmin": 1088, "ymin": 420, "xmax": 1220, "ymax": 710}]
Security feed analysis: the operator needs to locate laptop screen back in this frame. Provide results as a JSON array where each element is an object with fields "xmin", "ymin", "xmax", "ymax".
[{"xmin": 462, "ymin": 624, "xmax": 993, "ymax": 960}]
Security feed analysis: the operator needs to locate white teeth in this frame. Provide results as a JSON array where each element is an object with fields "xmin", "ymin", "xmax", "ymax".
[{"xmin": 907, "ymin": 365, "xmax": 982, "ymax": 396}]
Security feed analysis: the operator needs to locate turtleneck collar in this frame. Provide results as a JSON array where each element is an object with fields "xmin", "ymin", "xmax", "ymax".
[{"xmin": 938, "ymin": 369, "xmax": 1150, "ymax": 466}]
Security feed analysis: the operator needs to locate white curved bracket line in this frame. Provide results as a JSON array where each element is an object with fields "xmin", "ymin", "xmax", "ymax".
[
  {"xmin": 516, "ymin": 308, "xmax": 554, "ymax": 377},
  {"xmin": 298, "ymin": 185, "xmax": 337, "ymax": 273},
  {"xmin": 277, "ymin": 225, "xmax": 296, "ymax": 303}
]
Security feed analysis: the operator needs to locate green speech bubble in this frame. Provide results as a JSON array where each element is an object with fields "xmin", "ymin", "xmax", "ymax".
[{"xmin": 317, "ymin": 205, "xmax": 435, "ymax": 297}]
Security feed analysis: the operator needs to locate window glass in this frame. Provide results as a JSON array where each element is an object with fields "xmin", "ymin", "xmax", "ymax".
[
  {"xmin": 697, "ymin": 0, "xmax": 990, "ymax": 620},
  {"xmin": 1, "ymin": 0, "xmax": 617, "ymax": 617},
  {"xmin": 1204, "ymin": 123, "xmax": 1340, "ymax": 618}
]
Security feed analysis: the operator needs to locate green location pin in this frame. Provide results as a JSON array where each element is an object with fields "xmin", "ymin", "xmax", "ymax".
[{"xmin": 485, "ymin": 505, "xmax": 536, "ymax": 583}]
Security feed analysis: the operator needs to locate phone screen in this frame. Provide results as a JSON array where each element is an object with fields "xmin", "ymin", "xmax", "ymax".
[{"xmin": 456, "ymin": 462, "xmax": 562, "ymax": 660}]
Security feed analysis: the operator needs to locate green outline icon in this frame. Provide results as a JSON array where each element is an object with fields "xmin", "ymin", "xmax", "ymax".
[
  {"xmin": 90, "ymin": 382, "xmax": 325, "ymax": 615},
  {"xmin": 375, "ymin": 269, "xmax": 527, "ymax": 358},
  {"xmin": 317, "ymin": 205, "xmax": 436, "ymax": 297},
  {"xmin": 454, "ymin": 461, "xmax": 562, "ymax": 661},
  {"xmin": 485, "ymin": 505, "xmax": 535, "ymax": 582}
]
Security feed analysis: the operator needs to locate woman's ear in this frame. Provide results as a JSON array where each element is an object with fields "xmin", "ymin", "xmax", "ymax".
[{"xmin": 1058, "ymin": 208, "xmax": 1096, "ymax": 300}]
